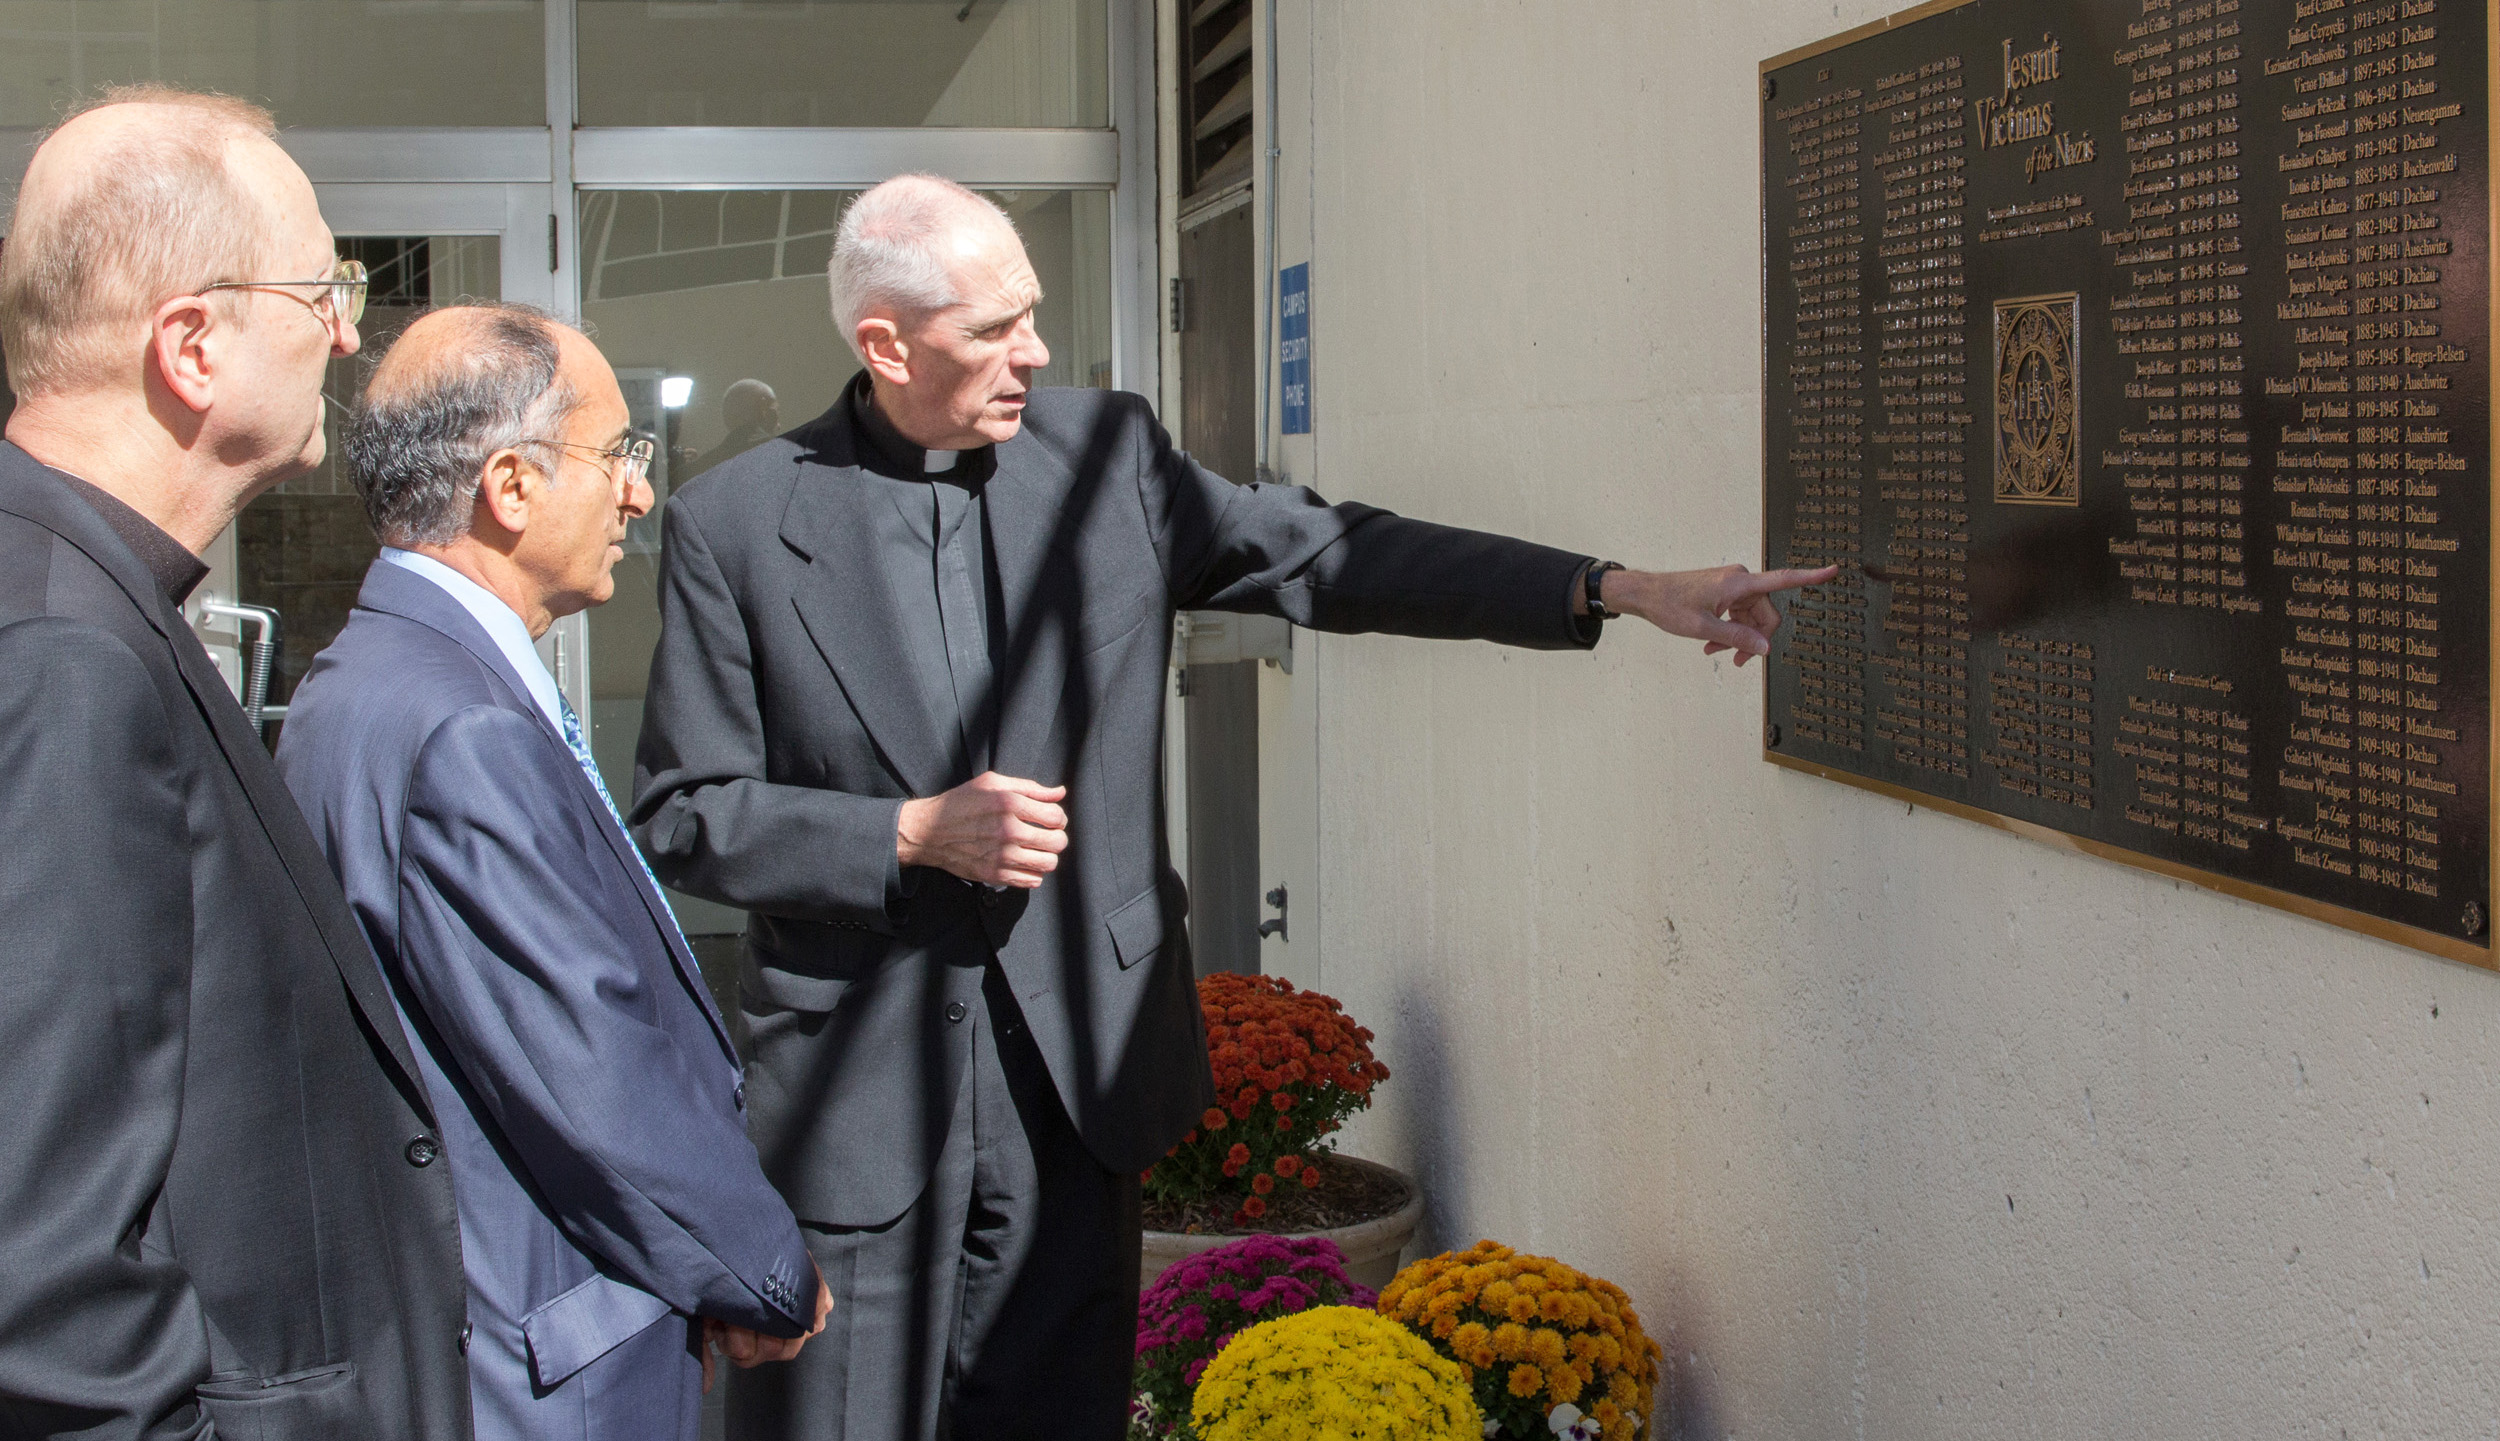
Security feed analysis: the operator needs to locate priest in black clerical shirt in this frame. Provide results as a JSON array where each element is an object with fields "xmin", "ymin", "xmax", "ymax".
[{"xmin": 629, "ymin": 173, "xmax": 1829, "ymax": 1441}]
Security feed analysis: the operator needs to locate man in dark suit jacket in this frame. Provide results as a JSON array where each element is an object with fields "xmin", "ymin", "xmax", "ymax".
[
  {"xmin": 632, "ymin": 175, "xmax": 1829, "ymax": 1440},
  {"xmin": 278, "ymin": 306, "xmax": 829, "ymax": 1441},
  {"xmin": 0, "ymin": 90, "xmax": 470, "ymax": 1438}
]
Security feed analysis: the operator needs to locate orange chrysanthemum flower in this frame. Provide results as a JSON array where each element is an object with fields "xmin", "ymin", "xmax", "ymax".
[{"xmin": 1377, "ymin": 1241, "xmax": 1663, "ymax": 1440}]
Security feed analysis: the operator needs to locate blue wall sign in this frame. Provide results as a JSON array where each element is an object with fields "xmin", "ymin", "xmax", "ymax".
[{"xmin": 1279, "ymin": 262, "xmax": 1311, "ymax": 435}]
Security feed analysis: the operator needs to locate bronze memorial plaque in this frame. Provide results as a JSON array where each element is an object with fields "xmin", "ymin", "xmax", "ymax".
[{"xmin": 1761, "ymin": 0, "xmax": 2496, "ymax": 964}]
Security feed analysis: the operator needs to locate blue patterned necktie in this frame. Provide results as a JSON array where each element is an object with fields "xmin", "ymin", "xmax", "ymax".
[{"xmin": 558, "ymin": 694, "xmax": 689, "ymax": 941}]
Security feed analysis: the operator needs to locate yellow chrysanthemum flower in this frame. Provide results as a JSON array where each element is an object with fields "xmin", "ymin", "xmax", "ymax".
[
  {"xmin": 1192, "ymin": 1306, "xmax": 1479, "ymax": 1441},
  {"xmin": 1546, "ymin": 1365, "xmax": 1583, "ymax": 1405},
  {"xmin": 1507, "ymin": 1364, "xmax": 1543, "ymax": 1398},
  {"xmin": 1491, "ymin": 1323, "xmax": 1530, "ymax": 1361}
]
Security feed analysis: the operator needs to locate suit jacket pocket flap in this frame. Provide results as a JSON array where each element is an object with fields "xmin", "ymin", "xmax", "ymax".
[
  {"xmin": 195, "ymin": 1364, "xmax": 360, "ymax": 1441},
  {"xmin": 1106, "ymin": 885, "xmax": 1166, "ymax": 970},
  {"xmin": 743, "ymin": 953, "xmax": 855, "ymax": 1014},
  {"xmin": 522, "ymin": 1272, "xmax": 676, "ymax": 1390}
]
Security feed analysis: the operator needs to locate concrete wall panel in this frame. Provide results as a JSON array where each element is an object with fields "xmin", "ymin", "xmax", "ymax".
[{"xmin": 1271, "ymin": 1, "xmax": 2500, "ymax": 1435}]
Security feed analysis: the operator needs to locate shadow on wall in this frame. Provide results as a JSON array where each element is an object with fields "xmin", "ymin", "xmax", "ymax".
[
  {"xmin": 1387, "ymin": 977, "xmax": 1470, "ymax": 1259},
  {"xmin": 1390, "ymin": 979, "xmax": 1724, "ymax": 1440},
  {"xmin": 1649, "ymin": 1261, "xmax": 1722, "ymax": 1441}
]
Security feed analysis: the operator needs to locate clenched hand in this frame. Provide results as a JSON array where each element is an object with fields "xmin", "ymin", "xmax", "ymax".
[
  {"xmin": 704, "ymin": 1260, "xmax": 834, "ymax": 1389},
  {"xmin": 897, "ymin": 772, "xmax": 1070, "ymax": 888}
]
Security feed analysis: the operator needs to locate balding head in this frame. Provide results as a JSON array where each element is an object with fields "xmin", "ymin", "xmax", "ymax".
[
  {"xmin": 346, "ymin": 305, "xmax": 582, "ymax": 547},
  {"xmin": 0, "ymin": 87, "xmax": 293, "ymax": 397},
  {"xmin": 829, "ymin": 174, "xmax": 1021, "ymax": 363},
  {"xmin": 721, "ymin": 377, "xmax": 778, "ymax": 432}
]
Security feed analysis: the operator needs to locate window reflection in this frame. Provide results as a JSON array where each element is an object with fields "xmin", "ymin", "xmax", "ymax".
[
  {"xmin": 0, "ymin": 1, "xmax": 544, "ymax": 128},
  {"xmin": 576, "ymin": 0, "xmax": 1108, "ymax": 128}
]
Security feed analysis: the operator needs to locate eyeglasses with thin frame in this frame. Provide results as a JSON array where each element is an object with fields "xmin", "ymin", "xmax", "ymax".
[
  {"xmin": 518, "ymin": 435, "xmax": 657, "ymax": 489},
  {"xmin": 200, "ymin": 257, "xmax": 369, "ymax": 327}
]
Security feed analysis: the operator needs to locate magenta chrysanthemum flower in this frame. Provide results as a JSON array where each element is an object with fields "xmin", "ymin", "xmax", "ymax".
[{"xmin": 1133, "ymin": 1235, "xmax": 1375, "ymax": 1432}]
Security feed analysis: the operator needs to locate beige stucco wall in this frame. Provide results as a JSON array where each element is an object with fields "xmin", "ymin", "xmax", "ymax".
[{"xmin": 1246, "ymin": 1, "xmax": 2500, "ymax": 1434}]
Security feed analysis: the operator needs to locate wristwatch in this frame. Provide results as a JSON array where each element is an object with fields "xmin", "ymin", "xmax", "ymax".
[{"xmin": 1584, "ymin": 561, "xmax": 1625, "ymax": 620}]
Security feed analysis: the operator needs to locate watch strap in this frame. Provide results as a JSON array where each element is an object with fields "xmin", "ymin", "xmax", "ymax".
[{"xmin": 1584, "ymin": 561, "xmax": 1625, "ymax": 620}]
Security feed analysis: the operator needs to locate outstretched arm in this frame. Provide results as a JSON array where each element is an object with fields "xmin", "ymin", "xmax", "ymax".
[{"xmin": 1127, "ymin": 392, "xmax": 1832, "ymax": 656}]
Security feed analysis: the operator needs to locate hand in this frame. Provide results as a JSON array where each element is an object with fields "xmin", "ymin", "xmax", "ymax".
[
  {"xmin": 897, "ymin": 772, "xmax": 1069, "ymax": 888},
  {"xmin": 1590, "ymin": 563, "xmax": 1839, "ymax": 666},
  {"xmin": 707, "ymin": 1261, "xmax": 833, "ymax": 1373}
]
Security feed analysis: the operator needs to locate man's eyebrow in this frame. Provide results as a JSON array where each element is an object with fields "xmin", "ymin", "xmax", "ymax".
[{"xmin": 960, "ymin": 295, "xmax": 1044, "ymax": 334}]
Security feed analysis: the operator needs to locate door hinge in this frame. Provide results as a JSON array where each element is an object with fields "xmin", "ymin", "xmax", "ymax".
[
  {"xmin": 548, "ymin": 214, "xmax": 559, "ymax": 274},
  {"xmin": 1169, "ymin": 276, "xmax": 1190, "ymax": 334}
]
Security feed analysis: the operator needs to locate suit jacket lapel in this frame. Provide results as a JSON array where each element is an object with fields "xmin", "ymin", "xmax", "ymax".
[
  {"xmin": 982, "ymin": 435, "xmax": 1090, "ymax": 787},
  {"xmin": 355, "ymin": 564, "xmax": 735, "ymax": 1055},
  {"xmin": 779, "ymin": 410, "xmax": 951, "ymax": 798},
  {"xmin": 0, "ymin": 447, "xmax": 437, "ymax": 1116}
]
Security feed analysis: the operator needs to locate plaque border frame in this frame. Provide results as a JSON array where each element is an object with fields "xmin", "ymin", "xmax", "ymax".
[{"xmin": 1757, "ymin": 0, "xmax": 2500, "ymax": 971}]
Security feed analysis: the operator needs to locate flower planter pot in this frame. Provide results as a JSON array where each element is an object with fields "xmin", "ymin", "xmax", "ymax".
[{"xmin": 1139, "ymin": 1155, "xmax": 1423, "ymax": 1294}]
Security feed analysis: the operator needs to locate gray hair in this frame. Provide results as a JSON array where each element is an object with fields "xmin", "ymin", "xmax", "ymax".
[
  {"xmin": 827, "ymin": 174, "xmax": 1016, "ymax": 361},
  {"xmin": 344, "ymin": 303, "xmax": 579, "ymax": 548}
]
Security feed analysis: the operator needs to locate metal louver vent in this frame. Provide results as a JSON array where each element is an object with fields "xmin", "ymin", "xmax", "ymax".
[{"xmin": 1180, "ymin": 0, "xmax": 1253, "ymax": 197}]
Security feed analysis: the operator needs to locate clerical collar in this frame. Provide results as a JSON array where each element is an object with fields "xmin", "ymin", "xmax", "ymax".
[{"xmin": 847, "ymin": 370, "xmax": 986, "ymax": 481}]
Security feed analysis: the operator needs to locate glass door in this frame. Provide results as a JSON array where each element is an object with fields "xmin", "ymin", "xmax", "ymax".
[{"xmin": 189, "ymin": 182, "xmax": 556, "ymax": 730}]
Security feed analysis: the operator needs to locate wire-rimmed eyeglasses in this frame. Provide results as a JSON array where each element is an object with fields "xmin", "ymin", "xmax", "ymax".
[
  {"xmin": 200, "ymin": 256, "xmax": 370, "ymax": 327},
  {"xmin": 519, "ymin": 435, "xmax": 657, "ymax": 488}
]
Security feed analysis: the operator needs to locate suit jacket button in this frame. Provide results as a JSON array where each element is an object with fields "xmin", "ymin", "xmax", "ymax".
[
  {"xmin": 459, "ymin": 1321, "xmax": 472, "ymax": 1354},
  {"xmin": 404, "ymin": 1136, "xmax": 440, "ymax": 1168},
  {"xmin": 946, "ymin": 1001, "xmax": 968, "ymax": 1023},
  {"xmin": 733, "ymin": 1083, "xmax": 746, "ymax": 1111}
]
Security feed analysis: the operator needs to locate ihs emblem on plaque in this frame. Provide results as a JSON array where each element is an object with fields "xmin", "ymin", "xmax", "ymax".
[{"xmin": 1992, "ymin": 294, "xmax": 2081, "ymax": 505}]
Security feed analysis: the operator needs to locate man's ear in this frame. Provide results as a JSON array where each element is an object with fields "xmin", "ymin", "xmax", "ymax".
[
  {"xmin": 858, "ymin": 316, "xmax": 911, "ymax": 387},
  {"xmin": 472, "ymin": 448, "xmax": 538, "ymax": 540},
  {"xmin": 149, "ymin": 294, "xmax": 220, "ymax": 414}
]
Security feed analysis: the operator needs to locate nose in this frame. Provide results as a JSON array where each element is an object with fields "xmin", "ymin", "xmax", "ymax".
[
  {"xmin": 1010, "ymin": 313, "xmax": 1049, "ymax": 374},
  {"xmin": 623, "ymin": 470, "xmax": 654, "ymax": 520}
]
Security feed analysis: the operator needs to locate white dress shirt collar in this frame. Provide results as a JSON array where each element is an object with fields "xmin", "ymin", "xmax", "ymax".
[{"xmin": 378, "ymin": 547, "xmax": 567, "ymax": 734}]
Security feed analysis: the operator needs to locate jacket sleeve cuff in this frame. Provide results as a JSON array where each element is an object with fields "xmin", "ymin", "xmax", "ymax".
[
  {"xmin": 1567, "ymin": 558, "xmax": 1605, "ymax": 648},
  {"xmin": 884, "ymin": 796, "xmax": 920, "ymax": 921}
]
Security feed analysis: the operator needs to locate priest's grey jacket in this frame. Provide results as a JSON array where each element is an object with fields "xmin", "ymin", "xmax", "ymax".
[
  {"xmin": 278, "ymin": 560, "xmax": 817, "ymax": 1441},
  {"xmin": 630, "ymin": 387, "xmax": 1598, "ymax": 1227},
  {"xmin": 0, "ymin": 443, "xmax": 471, "ymax": 1440}
]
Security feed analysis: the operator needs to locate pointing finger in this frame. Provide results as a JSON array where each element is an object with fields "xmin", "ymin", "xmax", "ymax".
[{"xmin": 1736, "ymin": 565, "xmax": 1839, "ymax": 598}]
